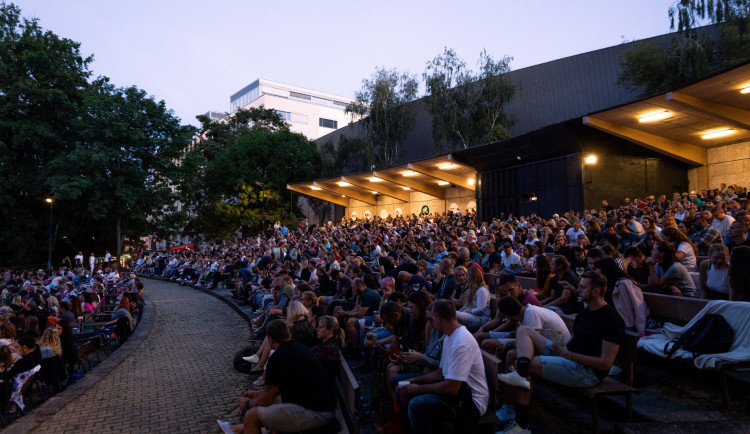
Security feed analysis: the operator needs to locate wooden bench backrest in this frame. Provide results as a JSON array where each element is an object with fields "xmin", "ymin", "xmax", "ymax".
[
  {"xmin": 643, "ymin": 293, "xmax": 708, "ymax": 325},
  {"xmin": 517, "ymin": 276, "xmax": 537, "ymax": 290},
  {"xmin": 336, "ymin": 351, "xmax": 361, "ymax": 434}
]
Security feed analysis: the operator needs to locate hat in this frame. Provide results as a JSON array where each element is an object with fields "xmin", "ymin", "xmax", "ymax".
[{"xmin": 692, "ymin": 212, "xmax": 708, "ymax": 221}]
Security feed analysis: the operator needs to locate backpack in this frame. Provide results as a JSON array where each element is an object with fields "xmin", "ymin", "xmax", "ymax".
[{"xmin": 664, "ymin": 313, "xmax": 734, "ymax": 359}]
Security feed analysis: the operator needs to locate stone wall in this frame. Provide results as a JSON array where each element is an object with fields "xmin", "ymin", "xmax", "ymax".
[
  {"xmin": 345, "ymin": 187, "xmax": 475, "ymax": 220},
  {"xmin": 688, "ymin": 141, "xmax": 750, "ymax": 191}
]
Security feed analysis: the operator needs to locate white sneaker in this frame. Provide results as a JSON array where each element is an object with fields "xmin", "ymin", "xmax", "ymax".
[
  {"xmin": 498, "ymin": 370, "xmax": 530, "ymax": 390},
  {"xmin": 216, "ymin": 419, "xmax": 234, "ymax": 434},
  {"xmin": 496, "ymin": 403, "xmax": 516, "ymax": 423},
  {"xmin": 608, "ymin": 364, "xmax": 623, "ymax": 376},
  {"xmin": 243, "ymin": 354, "xmax": 260, "ymax": 363},
  {"xmin": 496, "ymin": 420, "xmax": 531, "ymax": 434}
]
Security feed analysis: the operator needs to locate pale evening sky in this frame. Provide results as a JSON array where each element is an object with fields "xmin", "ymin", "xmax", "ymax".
[{"xmin": 15, "ymin": 0, "xmax": 677, "ymax": 127}]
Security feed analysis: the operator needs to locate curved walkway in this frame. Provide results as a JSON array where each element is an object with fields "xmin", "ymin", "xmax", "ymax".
[{"xmin": 11, "ymin": 279, "xmax": 249, "ymax": 434}]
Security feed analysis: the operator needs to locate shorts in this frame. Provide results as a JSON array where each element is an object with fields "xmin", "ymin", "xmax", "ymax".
[
  {"xmin": 488, "ymin": 331, "xmax": 511, "ymax": 340},
  {"xmin": 257, "ymin": 403, "xmax": 334, "ymax": 432},
  {"xmin": 538, "ymin": 355, "xmax": 600, "ymax": 388}
]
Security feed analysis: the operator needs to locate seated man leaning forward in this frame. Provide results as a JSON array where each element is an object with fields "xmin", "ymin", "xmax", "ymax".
[
  {"xmin": 217, "ymin": 319, "xmax": 336, "ymax": 434},
  {"xmin": 496, "ymin": 271, "xmax": 624, "ymax": 434},
  {"xmin": 399, "ymin": 300, "xmax": 489, "ymax": 434}
]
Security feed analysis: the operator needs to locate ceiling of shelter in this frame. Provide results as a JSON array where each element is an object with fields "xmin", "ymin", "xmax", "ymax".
[
  {"xmin": 584, "ymin": 63, "xmax": 750, "ymax": 166},
  {"xmin": 288, "ymin": 154, "xmax": 476, "ymax": 204}
]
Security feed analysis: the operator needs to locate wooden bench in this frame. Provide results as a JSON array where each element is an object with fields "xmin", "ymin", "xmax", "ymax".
[
  {"xmin": 335, "ymin": 351, "xmax": 361, "ymax": 434},
  {"xmin": 639, "ymin": 293, "xmax": 750, "ymax": 408}
]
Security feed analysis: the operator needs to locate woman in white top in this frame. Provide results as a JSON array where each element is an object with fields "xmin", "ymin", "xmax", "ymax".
[
  {"xmin": 699, "ymin": 244, "xmax": 731, "ymax": 300},
  {"xmin": 454, "ymin": 266, "xmax": 491, "ymax": 332},
  {"xmin": 661, "ymin": 227, "xmax": 698, "ymax": 271}
]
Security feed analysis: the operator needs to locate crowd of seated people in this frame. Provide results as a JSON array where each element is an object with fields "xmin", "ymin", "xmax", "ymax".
[
  {"xmin": 153, "ymin": 183, "xmax": 748, "ymax": 433},
  {"xmin": 0, "ymin": 264, "xmax": 143, "ymax": 418}
]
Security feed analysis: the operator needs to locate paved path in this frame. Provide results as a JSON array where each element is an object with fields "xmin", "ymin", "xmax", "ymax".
[{"xmin": 24, "ymin": 280, "xmax": 250, "ymax": 434}]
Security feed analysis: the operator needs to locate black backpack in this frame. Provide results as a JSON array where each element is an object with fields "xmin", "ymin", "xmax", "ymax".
[
  {"xmin": 233, "ymin": 343, "xmax": 261, "ymax": 373},
  {"xmin": 664, "ymin": 313, "xmax": 734, "ymax": 359}
]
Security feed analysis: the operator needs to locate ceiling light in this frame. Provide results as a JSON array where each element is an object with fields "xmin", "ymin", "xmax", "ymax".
[
  {"xmin": 310, "ymin": 186, "xmax": 322, "ymax": 190},
  {"xmin": 341, "ymin": 195, "xmax": 346, "ymax": 197},
  {"xmin": 402, "ymin": 170, "xmax": 418, "ymax": 177},
  {"xmin": 701, "ymin": 128, "xmax": 735, "ymax": 139},
  {"xmin": 402, "ymin": 186, "xmax": 411, "ymax": 190},
  {"xmin": 467, "ymin": 178, "xmax": 475, "ymax": 186},
  {"xmin": 371, "ymin": 191, "xmax": 378, "ymax": 194},
  {"xmin": 337, "ymin": 181, "xmax": 351, "ymax": 187},
  {"xmin": 584, "ymin": 154, "xmax": 598, "ymax": 165},
  {"xmin": 638, "ymin": 110, "xmax": 672, "ymax": 123},
  {"xmin": 368, "ymin": 177, "xmax": 382, "ymax": 182},
  {"xmin": 741, "ymin": 86, "xmax": 750, "ymax": 94},
  {"xmin": 437, "ymin": 181, "xmax": 449, "ymax": 186},
  {"xmin": 437, "ymin": 163, "xmax": 457, "ymax": 170}
]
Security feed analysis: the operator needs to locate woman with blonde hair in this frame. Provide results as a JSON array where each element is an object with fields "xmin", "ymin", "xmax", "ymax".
[
  {"xmin": 454, "ymin": 266, "xmax": 491, "ymax": 332},
  {"xmin": 37, "ymin": 327, "xmax": 62, "ymax": 358}
]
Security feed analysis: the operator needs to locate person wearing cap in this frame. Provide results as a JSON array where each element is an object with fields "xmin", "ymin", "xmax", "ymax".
[{"xmin": 689, "ymin": 212, "xmax": 722, "ymax": 256}]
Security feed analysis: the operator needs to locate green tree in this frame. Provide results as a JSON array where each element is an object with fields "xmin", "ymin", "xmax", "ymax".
[
  {"xmin": 185, "ymin": 110, "xmax": 321, "ymax": 239},
  {"xmin": 618, "ymin": 1, "xmax": 750, "ymax": 96},
  {"xmin": 48, "ymin": 79, "xmax": 195, "ymax": 259},
  {"xmin": 346, "ymin": 68, "xmax": 419, "ymax": 168},
  {"xmin": 0, "ymin": 2, "xmax": 92, "ymax": 264},
  {"xmin": 424, "ymin": 48, "xmax": 515, "ymax": 151}
]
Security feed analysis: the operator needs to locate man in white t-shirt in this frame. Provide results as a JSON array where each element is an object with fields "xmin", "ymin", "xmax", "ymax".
[
  {"xmin": 711, "ymin": 206, "xmax": 735, "ymax": 237},
  {"xmin": 400, "ymin": 300, "xmax": 489, "ymax": 433},
  {"xmin": 565, "ymin": 221, "xmax": 585, "ymax": 244},
  {"xmin": 484, "ymin": 296, "xmax": 570, "ymax": 352},
  {"xmin": 500, "ymin": 243, "xmax": 522, "ymax": 269}
]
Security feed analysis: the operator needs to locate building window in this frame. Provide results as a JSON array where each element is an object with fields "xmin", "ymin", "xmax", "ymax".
[
  {"xmin": 275, "ymin": 110, "xmax": 291, "ymax": 121},
  {"xmin": 319, "ymin": 118, "xmax": 337, "ymax": 129},
  {"xmin": 290, "ymin": 91, "xmax": 311, "ymax": 102}
]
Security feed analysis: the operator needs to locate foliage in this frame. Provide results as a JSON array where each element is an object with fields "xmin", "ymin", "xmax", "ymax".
[
  {"xmin": 184, "ymin": 111, "xmax": 322, "ymax": 239},
  {"xmin": 0, "ymin": 2, "xmax": 194, "ymax": 265},
  {"xmin": 345, "ymin": 68, "xmax": 419, "ymax": 168},
  {"xmin": 320, "ymin": 135, "xmax": 368, "ymax": 176},
  {"xmin": 307, "ymin": 197, "xmax": 332, "ymax": 225},
  {"xmin": 619, "ymin": 1, "xmax": 750, "ymax": 96},
  {"xmin": 424, "ymin": 48, "xmax": 515, "ymax": 150}
]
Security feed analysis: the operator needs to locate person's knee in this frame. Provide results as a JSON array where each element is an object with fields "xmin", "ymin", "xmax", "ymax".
[
  {"xmin": 346, "ymin": 318, "xmax": 356, "ymax": 329},
  {"xmin": 243, "ymin": 407, "xmax": 262, "ymax": 428},
  {"xmin": 481, "ymin": 339, "xmax": 499, "ymax": 352},
  {"xmin": 516, "ymin": 325, "xmax": 534, "ymax": 338}
]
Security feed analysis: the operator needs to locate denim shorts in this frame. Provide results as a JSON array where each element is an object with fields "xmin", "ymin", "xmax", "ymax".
[
  {"xmin": 538, "ymin": 355, "xmax": 600, "ymax": 388},
  {"xmin": 488, "ymin": 331, "xmax": 511, "ymax": 340}
]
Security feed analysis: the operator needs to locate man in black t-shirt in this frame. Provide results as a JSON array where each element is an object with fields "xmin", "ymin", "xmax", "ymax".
[
  {"xmin": 217, "ymin": 320, "xmax": 336, "ymax": 433},
  {"xmin": 497, "ymin": 272, "xmax": 624, "ymax": 433}
]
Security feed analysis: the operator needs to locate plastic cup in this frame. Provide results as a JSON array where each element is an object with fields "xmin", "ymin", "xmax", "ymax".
[{"xmin": 397, "ymin": 381, "xmax": 410, "ymax": 388}]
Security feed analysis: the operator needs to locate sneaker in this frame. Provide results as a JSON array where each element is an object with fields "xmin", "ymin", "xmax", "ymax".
[
  {"xmin": 498, "ymin": 370, "xmax": 530, "ymax": 390},
  {"xmin": 496, "ymin": 403, "xmax": 516, "ymax": 423},
  {"xmin": 608, "ymin": 364, "xmax": 623, "ymax": 376},
  {"xmin": 216, "ymin": 419, "xmax": 234, "ymax": 434},
  {"xmin": 496, "ymin": 420, "xmax": 531, "ymax": 434},
  {"xmin": 253, "ymin": 377, "xmax": 265, "ymax": 389},
  {"xmin": 243, "ymin": 354, "xmax": 260, "ymax": 364}
]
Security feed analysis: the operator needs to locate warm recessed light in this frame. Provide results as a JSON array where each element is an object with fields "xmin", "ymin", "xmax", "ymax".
[
  {"xmin": 437, "ymin": 181, "xmax": 449, "ymax": 186},
  {"xmin": 371, "ymin": 191, "xmax": 378, "ymax": 194},
  {"xmin": 368, "ymin": 177, "xmax": 382, "ymax": 182},
  {"xmin": 741, "ymin": 86, "xmax": 750, "ymax": 94},
  {"xmin": 701, "ymin": 128, "xmax": 735, "ymax": 139},
  {"xmin": 467, "ymin": 178, "xmax": 475, "ymax": 186},
  {"xmin": 402, "ymin": 186, "xmax": 411, "ymax": 190},
  {"xmin": 337, "ymin": 181, "xmax": 351, "ymax": 187},
  {"xmin": 437, "ymin": 163, "xmax": 457, "ymax": 170},
  {"xmin": 402, "ymin": 170, "xmax": 418, "ymax": 177},
  {"xmin": 310, "ymin": 186, "xmax": 322, "ymax": 190},
  {"xmin": 638, "ymin": 110, "xmax": 672, "ymax": 123},
  {"xmin": 341, "ymin": 195, "xmax": 346, "ymax": 197}
]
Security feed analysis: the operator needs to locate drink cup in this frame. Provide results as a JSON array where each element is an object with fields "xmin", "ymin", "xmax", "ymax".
[{"xmin": 397, "ymin": 380, "xmax": 410, "ymax": 389}]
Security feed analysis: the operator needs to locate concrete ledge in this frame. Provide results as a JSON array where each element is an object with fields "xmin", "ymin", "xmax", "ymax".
[{"xmin": 6, "ymin": 295, "xmax": 156, "ymax": 433}]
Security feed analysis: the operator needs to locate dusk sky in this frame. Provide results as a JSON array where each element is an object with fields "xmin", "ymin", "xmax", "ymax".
[{"xmin": 15, "ymin": 1, "xmax": 678, "ymax": 127}]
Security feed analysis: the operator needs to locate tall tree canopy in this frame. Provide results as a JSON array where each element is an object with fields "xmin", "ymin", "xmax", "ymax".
[
  {"xmin": 183, "ymin": 107, "xmax": 322, "ymax": 239},
  {"xmin": 619, "ymin": 1, "xmax": 750, "ymax": 96},
  {"xmin": 345, "ymin": 68, "xmax": 419, "ymax": 168},
  {"xmin": 424, "ymin": 48, "xmax": 515, "ymax": 151},
  {"xmin": 0, "ymin": 2, "xmax": 194, "ymax": 265}
]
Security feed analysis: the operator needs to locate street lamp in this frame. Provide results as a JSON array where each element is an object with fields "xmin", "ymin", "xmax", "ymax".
[{"xmin": 45, "ymin": 198, "xmax": 54, "ymax": 273}]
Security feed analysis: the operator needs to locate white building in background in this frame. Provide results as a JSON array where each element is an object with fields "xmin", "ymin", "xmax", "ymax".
[{"xmin": 229, "ymin": 79, "xmax": 355, "ymax": 140}]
